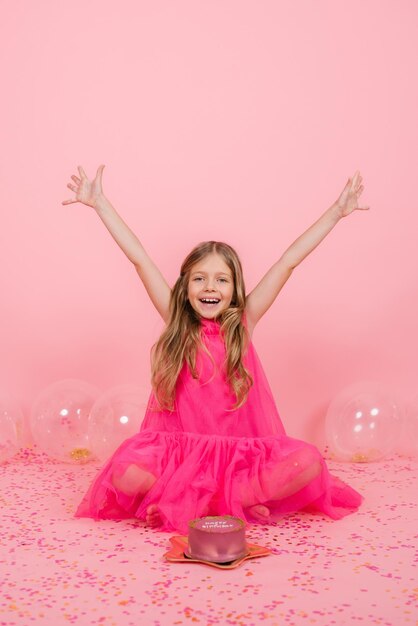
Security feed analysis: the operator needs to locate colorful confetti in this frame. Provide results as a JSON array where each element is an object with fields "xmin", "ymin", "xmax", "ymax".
[{"xmin": 0, "ymin": 447, "xmax": 417, "ymax": 625}]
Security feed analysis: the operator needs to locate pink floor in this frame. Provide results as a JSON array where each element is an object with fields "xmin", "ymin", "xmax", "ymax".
[{"xmin": 1, "ymin": 447, "xmax": 417, "ymax": 626}]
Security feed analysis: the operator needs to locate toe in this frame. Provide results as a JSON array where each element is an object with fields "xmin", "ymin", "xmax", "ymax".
[
  {"xmin": 249, "ymin": 504, "xmax": 270, "ymax": 520},
  {"xmin": 145, "ymin": 504, "xmax": 162, "ymax": 528}
]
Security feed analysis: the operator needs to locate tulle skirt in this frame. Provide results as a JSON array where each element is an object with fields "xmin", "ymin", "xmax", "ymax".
[{"xmin": 75, "ymin": 430, "xmax": 364, "ymax": 533}]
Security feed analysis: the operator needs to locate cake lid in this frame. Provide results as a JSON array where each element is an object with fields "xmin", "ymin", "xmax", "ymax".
[{"xmin": 188, "ymin": 515, "xmax": 245, "ymax": 533}]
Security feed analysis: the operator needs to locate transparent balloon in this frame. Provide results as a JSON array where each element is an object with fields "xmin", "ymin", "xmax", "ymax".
[
  {"xmin": 325, "ymin": 381, "xmax": 402, "ymax": 462},
  {"xmin": 30, "ymin": 379, "xmax": 100, "ymax": 464},
  {"xmin": 88, "ymin": 383, "xmax": 150, "ymax": 461},
  {"xmin": 0, "ymin": 391, "xmax": 24, "ymax": 463}
]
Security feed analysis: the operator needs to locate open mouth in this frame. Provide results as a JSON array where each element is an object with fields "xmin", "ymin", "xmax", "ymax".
[{"xmin": 199, "ymin": 298, "xmax": 221, "ymax": 305}]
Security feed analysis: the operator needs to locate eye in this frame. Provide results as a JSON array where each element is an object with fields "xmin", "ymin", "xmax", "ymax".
[
  {"xmin": 218, "ymin": 277, "xmax": 229, "ymax": 283},
  {"xmin": 193, "ymin": 276, "xmax": 204, "ymax": 282}
]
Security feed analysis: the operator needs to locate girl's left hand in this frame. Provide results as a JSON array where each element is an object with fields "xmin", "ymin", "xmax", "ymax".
[{"xmin": 334, "ymin": 170, "xmax": 370, "ymax": 218}]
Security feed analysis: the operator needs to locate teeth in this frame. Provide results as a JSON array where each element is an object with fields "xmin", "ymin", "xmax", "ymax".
[{"xmin": 200, "ymin": 298, "xmax": 220, "ymax": 303}]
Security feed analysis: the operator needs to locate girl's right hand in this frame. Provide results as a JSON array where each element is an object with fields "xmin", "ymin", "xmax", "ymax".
[{"xmin": 62, "ymin": 164, "xmax": 105, "ymax": 209}]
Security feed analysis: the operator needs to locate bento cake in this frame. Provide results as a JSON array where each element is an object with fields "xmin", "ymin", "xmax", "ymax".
[{"xmin": 187, "ymin": 516, "xmax": 248, "ymax": 563}]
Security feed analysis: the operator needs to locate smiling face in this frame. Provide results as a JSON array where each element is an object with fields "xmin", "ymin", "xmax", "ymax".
[{"xmin": 187, "ymin": 252, "xmax": 235, "ymax": 319}]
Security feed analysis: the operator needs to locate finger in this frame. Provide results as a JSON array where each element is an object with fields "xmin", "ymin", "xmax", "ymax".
[
  {"xmin": 71, "ymin": 175, "xmax": 81, "ymax": 184},
  {"xmin": 348, "ymin": 174, "xmax": 357, "ymax": 190},
  {"xmin": 78, "ymin": 165, "xmax": 87, "ymax": 179},
  {"xmin": 67, "ymin": 183, "xmax": 78, "ymax": 192},
  {"xmin": 62, "ymin": 198, "xmax": 78, "ymax": 205},
  {"xmin": 95, "ymin": 163, "xmax": 105, "ymax": 183}
]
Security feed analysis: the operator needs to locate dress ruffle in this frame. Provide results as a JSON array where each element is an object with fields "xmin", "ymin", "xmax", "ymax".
[{"xmin": 75, "ymin": 429, "xmax": 364, "ymax": 534}]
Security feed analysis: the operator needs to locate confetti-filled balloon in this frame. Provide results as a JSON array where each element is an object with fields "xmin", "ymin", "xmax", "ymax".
[
  {"xmin": 88, "ymin": 383, "xmax": 150, "ymax": 460},
  {"xmin": 0, "ymin": 391, "xmax": 24, "ymax": 463},
  {"xmin": 325, "ymin": 381, "xmax": 402, "ymax": 462},
  {"xmin": 30, "ymin": 379, "xmax": 100, "ymax": 464}
]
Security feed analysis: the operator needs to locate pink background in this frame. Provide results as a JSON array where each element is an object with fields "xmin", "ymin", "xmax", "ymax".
[{"xmin": 1, "ymin": 0, "xmax": 417, "ymax": 446}]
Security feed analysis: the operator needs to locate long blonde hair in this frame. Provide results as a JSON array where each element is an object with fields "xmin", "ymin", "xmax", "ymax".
[{"xmin": 151, "ymin": 241, "xmax": 253, "ymax": 411}]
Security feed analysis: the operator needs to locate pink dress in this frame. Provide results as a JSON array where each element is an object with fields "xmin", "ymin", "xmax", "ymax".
[{"xmin": 75, "ymin": 317, "xmax": 364, "ymax": 533}]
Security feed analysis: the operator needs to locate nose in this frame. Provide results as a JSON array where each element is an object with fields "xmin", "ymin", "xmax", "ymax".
[{"xmin": 205, "ymin": 279, "xmax": 216, "ymax": 291}]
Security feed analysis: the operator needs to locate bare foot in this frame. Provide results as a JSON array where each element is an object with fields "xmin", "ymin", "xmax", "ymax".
[
  {"xmin": 146, "ymin": 504, "xmax": 162, "ymax": 528},
  {"xmin": 248, "ymin": 504, "xmax": 270, "ymax": 521}
]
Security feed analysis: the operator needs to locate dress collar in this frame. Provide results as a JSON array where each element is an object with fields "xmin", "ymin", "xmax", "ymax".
[{"xmin": 200, "ymin": 317, "xmax": 221, "ymax": 334}]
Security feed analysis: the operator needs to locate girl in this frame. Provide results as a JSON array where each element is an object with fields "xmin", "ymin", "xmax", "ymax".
[{"xmin": 63, "ymin": 165, "xmax": 368, "ymax": 533}]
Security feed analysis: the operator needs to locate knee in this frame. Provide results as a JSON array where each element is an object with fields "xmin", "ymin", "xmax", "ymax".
[
  {"xmin": 112, "ymin": 463, "xmax": 157, "ymax": 497},
  {"xmin": 295, "ymin": 447, "xmax": 323, "ymax": 475},
  {"xmin": 302, "ymin": 459, "xmax": 323, "ymax": 482}
]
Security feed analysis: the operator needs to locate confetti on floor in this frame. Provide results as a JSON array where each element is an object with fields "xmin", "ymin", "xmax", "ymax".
[{"xmin": 0, "ymin": 447, "xmax": 417, "ymax": 626}]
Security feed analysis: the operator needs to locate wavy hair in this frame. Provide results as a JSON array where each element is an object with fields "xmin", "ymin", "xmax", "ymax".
[{"xmin": 150, "ymin": 241, "xmax": 253, "ymax": 411}]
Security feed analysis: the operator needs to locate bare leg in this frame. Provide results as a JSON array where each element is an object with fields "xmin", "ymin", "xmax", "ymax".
[
  {"xmin": 263, "ymin": 460, "xmax": 323, "ymax": 501},
  {"xmin": 246, "ymin": 460, "xmax": 323, "ymax": 519},
  {"xmin": 112, "ymin": 464, "xmax": 163, "ymax": 527},
  {"xmin": 112, "ymin": 464, "xmax": 157, "ymax": 496}
]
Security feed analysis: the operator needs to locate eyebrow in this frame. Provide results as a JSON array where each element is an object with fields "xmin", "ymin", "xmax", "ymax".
[{"xmin": 190, "ymin": 270, "xmax": 232, "ymax": 277}]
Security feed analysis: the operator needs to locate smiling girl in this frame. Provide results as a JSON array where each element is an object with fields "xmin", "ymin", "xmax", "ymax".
[{"xmin": 63, "ymin": 165, "xmax": 367, "ymax": 532}]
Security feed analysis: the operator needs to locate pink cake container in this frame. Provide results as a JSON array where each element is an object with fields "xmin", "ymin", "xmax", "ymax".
[{"xmin": 185, "ymin": 515, "xmax": 249, "ymax": 564}]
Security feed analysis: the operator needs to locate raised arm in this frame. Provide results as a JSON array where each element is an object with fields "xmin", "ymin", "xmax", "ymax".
[
  {"xmin": 245, "ymin": 171, "xmax": 369, "ymax": 333},
  {"xmin": 62, "ymin": 165, "xmax": 171, "ymax": 323}
]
